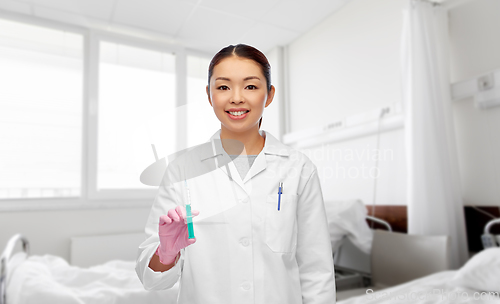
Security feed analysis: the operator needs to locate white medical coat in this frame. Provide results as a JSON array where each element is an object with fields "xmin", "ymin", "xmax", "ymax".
[{"xmin": 136, "ymin": 129, "xmax": 336, "ymax": 303}]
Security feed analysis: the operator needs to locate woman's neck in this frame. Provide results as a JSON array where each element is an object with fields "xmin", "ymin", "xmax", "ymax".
[{"xmin": 220, "ymin": 126, "xmax": 265, "ymax": 155}]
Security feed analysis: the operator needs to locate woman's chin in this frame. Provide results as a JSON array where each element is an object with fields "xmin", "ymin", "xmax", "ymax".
[{"xmin": 221, "ymin": 123, "xmax": 259, "ymax": 134}]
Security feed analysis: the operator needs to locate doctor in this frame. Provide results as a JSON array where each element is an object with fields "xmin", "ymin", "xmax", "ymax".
[{"xmin": 136, "ymin": 44, "xmax": 336, "ymax": 303}]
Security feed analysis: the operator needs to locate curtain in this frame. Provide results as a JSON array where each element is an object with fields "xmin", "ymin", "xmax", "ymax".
[{"xmin": 401, "ymin": 0, "xmax": 468, "ymax": 269}]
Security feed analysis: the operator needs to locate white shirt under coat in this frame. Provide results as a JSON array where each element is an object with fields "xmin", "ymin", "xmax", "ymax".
[{"xmin": 136, "ymin": 129, "xmax": 336, "ymax": 303}]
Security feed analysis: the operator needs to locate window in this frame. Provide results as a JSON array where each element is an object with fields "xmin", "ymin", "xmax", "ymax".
[
  {"xmin": 0, "ymin": 17, "xmax": 285, "ymax": 208},
  {"xmin": 186, "ymin": 55, "xmax": 220, "ymax": 148},
  {"xmin": 97, "ymin": 41, "xmax": 176, "ymax": 190},
  {"xmin": 0, "ymin": 18, "xmax": 83, "ymax": 199}
]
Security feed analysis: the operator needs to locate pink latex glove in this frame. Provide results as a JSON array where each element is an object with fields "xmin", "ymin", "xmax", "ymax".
[{"xmin": 156, "ymin": 205, "xmax": 200, "ymax": 265}]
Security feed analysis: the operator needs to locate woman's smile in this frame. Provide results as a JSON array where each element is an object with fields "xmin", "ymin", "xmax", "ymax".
[{"xmin": 226, "ymin": 107, "xmax": 250, "ymax": 120}]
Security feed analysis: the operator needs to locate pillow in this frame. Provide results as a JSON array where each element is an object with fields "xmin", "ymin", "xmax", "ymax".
[
  {"xmin": 6, "ymin": 251, "xmax": 27, "ymax": 284},
  {"xmin": 323, "ymin": 199, "xmax": 373, "ymax": 254},
  {"xmin": 452, "ymin": 247, "xmax": 500, "ymax": 292}
]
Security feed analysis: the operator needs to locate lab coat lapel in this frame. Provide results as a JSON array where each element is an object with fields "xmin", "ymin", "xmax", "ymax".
[
  {"xmin": 203, "ymin": 129, "xmax": 289, "ymax": 192},
  {"xmin": 201, "ymin": 130, "xmax": 246, "ymax": 191},
  {"xmin": 242, "ymin": 130, "xmax": 289, "ymax": 184},
  {"xmin": 225, "ymin": 160, "xmax": 246, "ymax": 190},
  {"xmin": 242, "ymin": 152, "xmax": 266, "ymax": 184}
]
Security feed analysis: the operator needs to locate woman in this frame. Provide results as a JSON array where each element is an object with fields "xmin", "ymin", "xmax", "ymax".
[{"xmin": 136, "ymin": 44, "xmax": 336, "ymax": 303}]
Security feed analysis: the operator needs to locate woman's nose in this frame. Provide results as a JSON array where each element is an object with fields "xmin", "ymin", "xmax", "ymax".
[{"xmin": 231, "ymin": 89, "xmax": 244, "ymax": 103}]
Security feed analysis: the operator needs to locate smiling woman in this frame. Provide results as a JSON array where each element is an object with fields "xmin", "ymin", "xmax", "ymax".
[
  {"xmin": 136, "ymin": 44, "xmax": 336, "ymax": 304},
  {"xmin": 209, "ymin": 57, "xmax": 274, "ymax": 153},
  {"xmin": 205, "ymin": 45, "xmax": 276, "ymax": 155}
]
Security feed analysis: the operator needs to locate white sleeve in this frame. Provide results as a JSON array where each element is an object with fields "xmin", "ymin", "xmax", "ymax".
[
  {"xmin": 135, "ymin": 167, "xmax": 185, "ymax": 290},
  {"xmin": 296, "ymin": 167, "xmax": 336, "ymax": 303}
]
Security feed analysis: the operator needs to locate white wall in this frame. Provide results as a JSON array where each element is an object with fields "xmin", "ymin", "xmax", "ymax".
[
  {"xmin": 286, "ymin": 0, "xmax": 500, "ymax": 207},
  {"xmin": 449, "ymin": 0, "xmax": 500, "ymax": 206},
  {"xmin": 287, "ymin": 0, "xmax": 407, "ymax": 205},
  {"xmin": 0, "ymin": 207, "xmax": 150, "ymax": 262},
  {"xmin": 288, "ymin": 0, "xmax": 407, "ymax": 131},
  {"xmin": 261, "ymin": 47, "xmax": 282, "ymax": 138}
]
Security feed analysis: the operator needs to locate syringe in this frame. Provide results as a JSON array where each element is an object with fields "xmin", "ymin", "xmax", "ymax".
[{"xmin": 184, "ymin": 180, "xmax": 195, "ymax": 239}]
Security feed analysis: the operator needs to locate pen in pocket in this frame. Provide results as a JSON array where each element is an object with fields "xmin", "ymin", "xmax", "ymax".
[{"xmin": 278, "ymin": 182, "xmax": 283, "ymax": 211}]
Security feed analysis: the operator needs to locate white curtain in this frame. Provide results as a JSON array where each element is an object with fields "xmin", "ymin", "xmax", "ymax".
[{"xmin": 401, "ymin": 0, "xmax": 468, "ymax": 269}]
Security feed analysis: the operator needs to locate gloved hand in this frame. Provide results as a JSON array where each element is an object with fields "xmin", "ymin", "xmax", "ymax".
[{"xmin": 156, "ymin": 205, "xmax": 200, "ymax": 265}]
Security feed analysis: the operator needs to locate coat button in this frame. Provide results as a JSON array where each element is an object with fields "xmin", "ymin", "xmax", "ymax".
[
  {"xmin": 240, "ymin": 197, "xmax": 249, "ymax": 204},
  {"xmin": 241, "ymin": 238, "xmax": 250, "ymax": 247}
]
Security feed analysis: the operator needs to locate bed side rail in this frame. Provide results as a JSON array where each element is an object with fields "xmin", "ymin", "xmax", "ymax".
[
  {"xmin": 484, "ymin": 218, "xmax": 500, "ymax": 234},
  {"xmin": 1, "ymin": 234, "xmax": 30, "ymax": 304},
  {"xmin": 482, "ymin": 218, "xmax": 500, "ymax": 249},
  {"xmin": 366, "ymin": 215, "xmax": 392, "ymax": 232}
]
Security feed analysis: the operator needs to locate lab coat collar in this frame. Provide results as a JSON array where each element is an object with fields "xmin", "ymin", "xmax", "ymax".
[
  {"xmin": 199, "ymin": 129, "xmax": 289, "ymax": 190},
  {"xmin": 199, "ymin": 129, "xmax": 289, "ymax": 161}
]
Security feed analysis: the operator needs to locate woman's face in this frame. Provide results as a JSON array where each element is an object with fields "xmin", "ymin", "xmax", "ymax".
[{"xmin": 207, "ymin": 56, "xmax": 274, "ymax": 135}]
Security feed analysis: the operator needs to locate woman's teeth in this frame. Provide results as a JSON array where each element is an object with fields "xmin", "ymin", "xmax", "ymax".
[{"xmin": 228, "ymin": 111, "xmax": 248, "ymax": 116}]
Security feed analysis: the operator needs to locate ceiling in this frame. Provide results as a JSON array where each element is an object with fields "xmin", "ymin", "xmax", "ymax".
[{"xmin": 0, "ymin": 0, "xmax": 351, "ymax": 55}]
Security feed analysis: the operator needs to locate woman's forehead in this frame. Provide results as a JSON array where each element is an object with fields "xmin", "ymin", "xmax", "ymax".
[{"xmin": 213, "ymin": 56, "xmax": 263, "ymax": 79}]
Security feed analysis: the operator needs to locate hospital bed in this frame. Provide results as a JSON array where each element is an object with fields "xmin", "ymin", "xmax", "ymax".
[
  {"xmin": 336, "ymin": 217, "xmax": 500, "ymax": 304},
  {"xmin": 0, "ymin": 233, "xmax": 179, "ymax": 304}
]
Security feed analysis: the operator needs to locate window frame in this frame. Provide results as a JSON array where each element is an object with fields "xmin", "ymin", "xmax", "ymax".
[
  {"xmin": 87, "ymin": 31, "xmax": 183, "ymax": 201},
  {"xmin": 0, "ymin": 11, "xmax": 204, "ymax": 210},
  {"xmin": 0, "ymin": 11, "xmax": 90, "ymax": 210}
]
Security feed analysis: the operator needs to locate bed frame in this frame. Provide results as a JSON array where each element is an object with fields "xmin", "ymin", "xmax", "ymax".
[
  {"xmin": 0, "ymin": 234, "xmax": 29, "ymax": 304},
  {"xmin": 334, "ymin": 216, "xmax": 392, "ymax": 292}
]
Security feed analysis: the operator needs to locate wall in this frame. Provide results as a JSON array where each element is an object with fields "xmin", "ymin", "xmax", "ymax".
[
  {"xmin": 286, "ymin": 0, "xmax": 500, "ymax": 208},
  {"xmin": 449, "ymin": 0, "xmax": 500, "ymax": 206},
  {"xmin": 0, "ymin": 207, "xmax": 151, "ymax": 262},
  {"xmin": 287, "ymin": 0, "xmax": 408, "ymax": 205},
  {"xmin": 261, "ymin": 47, "xmax": 282, "ymax": 138}
]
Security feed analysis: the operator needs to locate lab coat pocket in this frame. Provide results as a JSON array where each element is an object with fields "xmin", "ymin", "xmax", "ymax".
[{"xmin": 265, "ymin": 194, "xmax": 298, "ymax": 253}]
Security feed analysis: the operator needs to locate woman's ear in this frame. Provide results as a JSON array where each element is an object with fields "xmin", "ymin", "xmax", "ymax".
[
  {"xmin": 206, "ymin": 85, "xmax": 212, "ymax": 107},
  {"xmin": 265, "ymin": 85, "xmax": 275, "ymax": 108}
]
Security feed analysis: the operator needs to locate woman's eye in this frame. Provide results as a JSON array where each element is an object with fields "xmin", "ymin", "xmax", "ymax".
[
  {"xmin": 246, "ymin": 85, "xmax": 257, "ymax": 90},
  {"xmin": 217, "ymin": 85, "xmax": 229, "ymax": 90}
]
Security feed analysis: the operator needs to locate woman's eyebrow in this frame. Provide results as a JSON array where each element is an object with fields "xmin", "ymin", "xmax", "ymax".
[
  {"xmin": 243, "ymin": 76, "xmax": 260, "ymax": 81},
  {"xmin": 215, "ymin": 76, "xmax": 261, "ymax": 81}
]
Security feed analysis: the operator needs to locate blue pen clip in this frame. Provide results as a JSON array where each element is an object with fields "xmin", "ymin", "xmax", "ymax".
[{"xmin": 278, "ymin": 182, "xmax": 283, "ymax": 211}]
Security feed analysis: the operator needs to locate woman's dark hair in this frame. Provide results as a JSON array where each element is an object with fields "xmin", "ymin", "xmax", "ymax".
[{"xmin": 207, "ymin": 44, "xmax": 272, "ymax": 128}]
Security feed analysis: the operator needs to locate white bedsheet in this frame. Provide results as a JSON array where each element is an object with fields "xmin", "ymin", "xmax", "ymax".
[
  {"xmin": 6, "ymin": 253, "xmax": 179, "ymax": 304},
  {"xmin": 338, "ymin": 271, "xmax": 500, "ymax": 304}
]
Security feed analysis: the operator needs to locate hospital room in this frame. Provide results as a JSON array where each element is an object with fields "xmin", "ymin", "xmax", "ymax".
[{"xmin": 1, "ymin": 0, "xmax": 499, "ymax": 303}]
